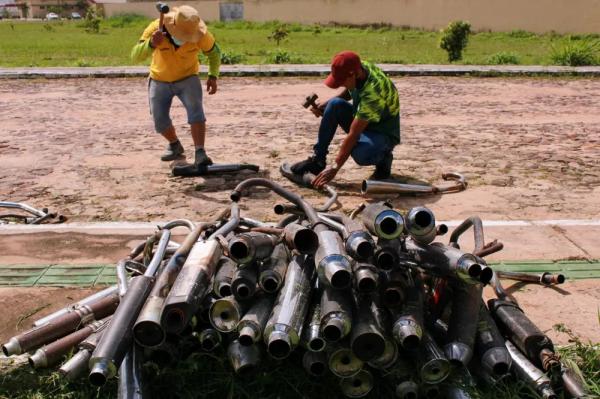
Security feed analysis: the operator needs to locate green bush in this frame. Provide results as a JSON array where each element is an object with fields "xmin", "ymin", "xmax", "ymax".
[
  {"xmin": 439, "ymin": 20, "xmax": 471, "ymax": 62},
  {"xmin": 551, "ymin": 39, "xmax": 600, "ymax": 66},
  {"xmin": 220, "ymin": 50, "xmax": 245, "ymax": 64},
  {"xmin": 269, "ymin": 49, "xmax": 291, "ymax": 64},
  {"xmin": 82, "ymin": 6, "xmax": 101, "ymax": 34},
  {"xmin": 268, "ymin": 24, "xmax": 289, "ymax": 46},
  {"xmin": 486, "ymin": 52, "xmax": 520, "ymax": 65}
]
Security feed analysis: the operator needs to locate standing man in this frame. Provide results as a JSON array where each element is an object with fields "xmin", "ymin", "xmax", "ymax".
[
  {"xmin": 131, "ymin": 5, "xmax": 221, "ymax": 166},
  {"xmin": 290, "ymin": 51, "xmax": 400, "ymax": 188}
]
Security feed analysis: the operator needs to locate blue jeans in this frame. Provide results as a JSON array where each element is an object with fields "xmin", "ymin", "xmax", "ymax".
[
  {"xmin": 148, "ymin": 75, "xmax": 206, "ymax": 133},
  {"xmin": 313, "ymin": 98, "xmax": 394, "ymax": 166}
]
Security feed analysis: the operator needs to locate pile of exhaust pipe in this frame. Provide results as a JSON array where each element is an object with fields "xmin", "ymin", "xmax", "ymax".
[{"xmin": 2, "ymin": 178, "xmax": 587, "ymax": 399}]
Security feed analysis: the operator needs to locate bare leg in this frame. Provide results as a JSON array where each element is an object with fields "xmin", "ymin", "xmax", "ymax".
[
  {"xmin": 161, "ymin": 125, "xmax": 178, "ymax": 143},
  {"xmin": 190, "ymin": 122, "xmax": 206, "ymax": 149}
]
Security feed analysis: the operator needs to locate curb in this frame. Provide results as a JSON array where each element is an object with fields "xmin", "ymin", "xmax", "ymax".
[{"xmin": 1, "ymin": 64, "xmax": 600, "ymax": 79}]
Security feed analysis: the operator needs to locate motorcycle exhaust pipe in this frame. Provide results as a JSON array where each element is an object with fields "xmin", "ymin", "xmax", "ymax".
[
  {"xmin": 209, "ymin": 295, "xmax": 248, "ymax": 333},
  {"xmin": 341, "ymin": 216, "xmax": 375, "ymax": 261},
  {"xmin": 89, "ymin": 230, "xmax": 171, "ymax": 386},
  {"xmin": 3, "ymin": 291, "xmax": 119, "ymax": 356},
  {"xmin": 395, "ymin": 380, "xmax": 419, "ymax": 399},
  {"xmin": 488, "ymin": 298, "xmax": 557, "ymax": 371},
  {"xmin": 29, "ymin": 318, "xmax": 109, "ymax": 369},
  {"xmin": 375, "ymin": 239, "xmax": 400, "ymax": 271},
  {"xmin": 228, "ymin": 232, "xmax": 278, "ymax": 264},
  {"xmin": 161, "ymin": 239, "xmax": 223, "ymax": 334},
  {"xmin": 380, "ymin": 269, "xmax": 407, "ymax": 308},
  {"xmin": 350, "ymin": 294, "xmax": 386, "ymax": 361},
  {"xmin": 302, "ymin": 291, "xmax": 326, "ymax": 352},
  {"xmin": 196, "ymin": 328, "xmax": 222, "ymax": 351},
  {"xmin": 118, "ymin": 343, "xmax": 146, "ymax": 399},
  {"xmin": 444, "ymin": 282, "xmax": 482, "ymax": 366},
  {"xmin": 172, "ymin": 162, "xmax": 260, "ymax": 177},
  {"xmin": 314, "ymin": 229, "xmax": 353, "ymax": 289},
  {"xmin": 391, "ymin": 278, "xmax": 424, "ymax": 350},
  {"xmin": 283, "ymin": 223, "xmax": 319, "ymax": 255},
  {"xmin": 367, "ymin": 337, "xmax": 398, "ymax": 370},
  {"xmin": 213, "ymin": 257, "xmax": 236, "ymax": 298},
  {"xmin": 228, "ymin": 339, "xmax": 262, "ymax": 376},
  {"xmin": 405, "ymin": 206, "xmax": 437, "ymax": 245},
  {"xmin": 328, "ymin": 344, "xmax": 364, "ymax": 378},
  {"xmin": 59, "ymin": 322, "xmax": 109, "ymax": 381},
  {"xmin": 259, "ymin": 244, "xmax": 289, "ymax": 294},
  {"xmin": 361, "ymin": 202, "xmax": 404, "ymax": 240},
  {"xmin": 417, "ymin": 332, "xmax": 451, "ymax": 384},
  {"xmin": 496, "ymin": 270, "xmax": 566, "ymax": 286},
  {"xmin": 353, "ymin": 262, "xmax": 379, "ymax": 293},
  {"xmin": 232, "ymin": 263, "xmax": 258, "ymax": 301},
  {"xmin": 320, "ymin": 285, "xmax": 352, "ymax": 342},
  {"xmin": 303, "ymin": 350, "xmax": 328, "ymax": 377},
  {"xmin": 133, "ymin": 225, "xmax": 204, "ymax": 349},
  {"xmin": 420, "ymin": 383, "xmax": 441, "ymax": 398},
  {"xmin": 340, "ymin": 369, "xmax": 374, "ymax": 398},
  {"xmin": 237, "ymin": 294, "xmax": 274, "ymax": 346},
  {"xmin": 475, "ymin": 302, "xmax": 512, "ymax": 378},
  {"xmin": 264, "ymin": 255, "xmax": 314, "ymax": 359},
  {"xmin": 505, "ymin": 340, "xmax": 557, "ymax": 399}
]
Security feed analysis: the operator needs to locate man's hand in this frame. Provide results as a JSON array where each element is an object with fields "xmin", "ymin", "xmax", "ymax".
[
  {"xmin": 150, "ymin": 30, "xmax": 165, "ymax": 48},
  {"xmin": 312, "ymin": 166, "xmax": 338, "ymax": 188},
  {"xmin": 311, "ymin": 100, "xmax": 327, "ymax": 117},
  {"xmin": 207, "ymin": 77, "xmax": 218, "ymax": 95}
]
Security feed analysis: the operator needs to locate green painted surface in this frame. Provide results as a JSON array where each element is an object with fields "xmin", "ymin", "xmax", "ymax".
[{"xmin": 0, "ymin": 260, "xmax": 598, "ymax": 287}]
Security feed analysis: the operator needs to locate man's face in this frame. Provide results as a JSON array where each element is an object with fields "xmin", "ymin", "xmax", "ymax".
[{"xmin": 342, "ymin": 72, "xmax": 357, "ymax": 90}]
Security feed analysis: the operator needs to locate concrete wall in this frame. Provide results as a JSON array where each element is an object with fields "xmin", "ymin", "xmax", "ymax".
[
  {"xmin": 102, "ymin": 0, "xmax": 220, "ymax": 20},
  {"xmin": 243, "ymin": 0, "xmax": 600, "ymax": 34}
]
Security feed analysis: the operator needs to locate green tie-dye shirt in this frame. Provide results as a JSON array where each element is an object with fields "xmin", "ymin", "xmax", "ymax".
[{"xmin": 350, "ymin": 61, "xmax": 400, "ymax": 145}]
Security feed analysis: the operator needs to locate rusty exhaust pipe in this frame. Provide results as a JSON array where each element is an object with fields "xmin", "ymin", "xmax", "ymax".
[
  {"xmin": 196, "ymin": 328, "xmax": 222, "ymax": 351},
  {"xmin": 496, "ymin": 270, "xmax": 566, "ymax": 286},
  {"xmin": 320, "ymin": 285, "xmax": 352, "ymax": 342},
  {"xmin": 328, "ymin": 344, "xmax": 364, "ymax": 378},
  {"xmin": 237, "ymin": 294, "xmax": 274, "ymax": 346},
  {"xmin": 505, "ymin": 340, "xmax": 557, "ymax": 399},
  {"xmin": 228, "ymin": 232, "xmax": 278, "ymax": 264},
  {"xmin": 232, "ymin": 263, "xmax": 258, "ymax": 301},
  {"xmin": 259, "ymin": 244, "xmax": 289, "ymax": 294},
  {"xmin": 213, "ymin": 257, "xmax": 236, "ymax": 298}
]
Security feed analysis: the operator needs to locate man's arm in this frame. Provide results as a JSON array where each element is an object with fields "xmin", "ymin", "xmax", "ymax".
[
  {"xmin": 312, "ymin": 118, "xmax": 369, "ymax": 188},
  {"xmin": 130, "ymin": 39, "xmax": 153, "ymax": 62},
  {"xmin": 311, "ymin": 87, "xmax": 350, "ymax": 117}
]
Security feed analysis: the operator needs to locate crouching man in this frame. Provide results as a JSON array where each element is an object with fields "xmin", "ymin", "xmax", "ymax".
[{"xmin": 291, "ymin": 51, "xmax": 400, "ymax": 188}]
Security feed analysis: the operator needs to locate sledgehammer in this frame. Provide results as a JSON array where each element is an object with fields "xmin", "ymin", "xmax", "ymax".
[{"xmin": 156, "ymin": 2, "xmax": 169, "ymax": 31}]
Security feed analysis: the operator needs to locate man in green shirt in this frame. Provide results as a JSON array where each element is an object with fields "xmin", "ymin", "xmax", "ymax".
[{"xmin": 291, "ymin": 51, "xmax": 400, "ymax": 188}]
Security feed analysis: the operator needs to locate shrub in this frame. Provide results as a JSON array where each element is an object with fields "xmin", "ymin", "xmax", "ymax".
[
  {"xmin": 269, "ymin": 49, "xmax": 291, "ymax": 64},
  {"xmin": 220, "ymin": 51, "xmax": 245, "ymax": 64},
  {"xmin": 82, "ymin": 6, "xmax": 101, "ymax": 34},
  {"xmin": 439, "ymin": 20, "xmax": 471, "ymax": 62},
  {"xmin": 551, "ymin": 39, "xmax": 600, "ymax": 66},
  {"xmin": 268, "ymin": 24, "xmax": 289, "ymax": 46},
  {"xmin": 486, "ymin": 52, "xmax": 520, "ymax": 65}
]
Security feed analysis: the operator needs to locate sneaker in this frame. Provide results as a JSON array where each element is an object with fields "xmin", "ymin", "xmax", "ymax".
[
  {"xmin": 290, "ymin": 155, "xmax": 326, "ymax": 175},
  {"xmin": 161, "ymin": 140, "xmax": 184, "ymax": 161},
  {"xmin": 370, "ymin": 151, "xmax": 393, "ymax": 180},
  {"xmin": 194, "ymin": 147, "xmax": 213, "ymax": 166}
]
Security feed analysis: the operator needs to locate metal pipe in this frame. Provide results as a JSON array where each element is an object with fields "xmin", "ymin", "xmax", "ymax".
[
  {"xmin": 302, "ymin": 292, "xmax": 326, "ymax": 352},
  {"xmin": 405, "ymin": 206, "xmax": 437, "ymax": 245},
  {"xmin": 473, "ymin": 239, "xmax": 504, "ymax": 258},
  {"xmin": 228, "ymin": 232, "xmax": 278, "ymax": 264},
  {"xmin": 353, "ymin": 262, "xmax": 379, "ymax": 293},
  {"xmin": 367, "ymin": 337, "xmax": 398, "ymax": 370},
  {"xmin": 172, "ymin": 163, "xmax": 260, "ymax": 177},
  {"xmin": 117, "ymin": 343, "xmax": 145, "ymax": 399},
  {"xmin": 29, "ymin": 318, "xmax": 109, "ymax": 369},
  {"xmin": 420, "ymin": 384, "xmax": 441, "ymax": 399},
  {"xmin": 475, "ymin": 302, "xmax": 512, "ymax": 378},
  {"xmin": 340, "ymin": 369, "xmax": 374, "ymax": 398},
  {"xmin": 160, "ymin": 219, "xmax": 195, "ymax": 231},
  {"xmin": 328, "ymin": 344, "xmax": 364, "ymax": 378},
  {"xmin": 2, "ymin": 292, "xmax": 119, "ymax": 356},
  {"xmin": 283, "ymin": 223, "xmax": 319, "ymax": 255},
  {"xmin": 496, "ymin": 270, "xmax": 566, "ymax": 286},
  {"xmin": 375, "ymin": 239, "xmax": 401, "ymax": 271},
  {"xmin": 133, "ymin": 224, "xmax": 206, "ymax": 348},
  {"xmin": 315, "ymin": 229, "xmax": 353, "ymax": 289},
  {"xmin": 259, "ymin": 244, "xmax": 289, "ymax": 294},
  {"xmin": 380, "ymin": 269, "xmax": 407, "ymax": 308},
  {"xmin": 89, "ymin": 230, "xmax": 171, "ymax": 386},
  {"xmin": 227, "ymin": 339, "xmax": 262, "ymax": 376},
  {"xmin": 196, "ymin": 328, "xmax": 222, "ymax": 351},
  {"xmin": 33, "ymin": 285, "xmax": 120, "ymax": 327},
  {"xmin": 232, "ymin": 263, "xmax": 258, "ymax": 301},
  {"xmin": 361, "ymin": 202, "xmax": 404, "ymax": 240},
  {"xmin": 277, "ymin": 166, "xmax": 339, "ymax": 212},
  {"xmin": 449, "ymin": 216, "xmax": 485, "ymax": 252},
  {"xmin": 505, "ymin": 340, "xmax": 557, "ymax": 399},
  {"xmin": 350, "ymin": 294, "xmax": 386, "ymax": 361},
  {"xmin": 237, "ymin": 294, "xmax": 274, "ymax": 346},
  {"xmin": 0, "ymin": 201, "xmax": 46, "ymax": 217},
  {"xmin": 444, "ymin": 282, "xmax": 482, "ymax": 366},
  {"xmin": 213, "ymin": 257, "xmax": 236, "ymax": 298},
  {"xmin": 361, "ymin": 172, "xmax": 466, "ymax": 195},
  {"xmin": 302, "ymin": 350, "xmax": 328, "ymax": 377},
  {"xmin": 209, "ymin": 296, "xmax": 248, "ymax": 333},
  {"xmin": 58, "ymin": 321, "xmax": 109, "ymax": 381},
  {"xmin": 395, "ymin": 380, "xmax": 419, "ymax": 399},
  {"xmin": 264, "ymin": 255, "xmax": 314, "ymax": 359},
  {"xmin": 319, "ymin": 214, "xmax": 376, "ymax": 261},
  {"xmin": 391, "ymin": 278, "xmax": 424, "ymax": 350},
  {"xmin": 561, "ymin": 364, "xmax": 590, "ymax": 398},
  {"xmin": 320, "ymin": 285, "xmax": 353, "ymax": 342},
  {"xmin": 417, "ymin": 332, "xmax": 451, "ymax": 384}
]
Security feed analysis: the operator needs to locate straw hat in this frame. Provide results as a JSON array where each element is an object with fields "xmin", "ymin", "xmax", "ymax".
[{"xmin": 163, "ymin": 5, "xmax": 207, "ymax": 43}]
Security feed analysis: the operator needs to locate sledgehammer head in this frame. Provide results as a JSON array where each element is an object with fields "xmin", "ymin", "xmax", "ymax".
[
  {"xmin": 156, "ymin": 2, "xmax": 169, "ymax": 14},
  {"xmin": 302, "ymin": 93, "xmax": 318, "ymax": 109}
]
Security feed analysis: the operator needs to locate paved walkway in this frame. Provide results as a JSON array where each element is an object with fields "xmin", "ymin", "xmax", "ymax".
[{"xmin": 1, "ymin": 64, "xmax": 600, "ymax": 79}]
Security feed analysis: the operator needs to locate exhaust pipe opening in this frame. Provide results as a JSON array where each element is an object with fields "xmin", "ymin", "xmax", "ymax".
[
  {"xmin": 356, "ymin": 241, "xmax": 374, "ymax": 260},
  {"xmin": 273, "ymin": 204, "xmax": 286, "ymax": 215},
  {"xmin": 219, "ymin": 285, "xmax": 232, "ymax": 298},
  {"xmin": 357, "ymin": 278, "xmax": 377, "ymax": 293},
  {"xmin": 238, "ymin": 335, "xmax": 253, "ymax": 347},
  {"xmin": 323, "ymin": 325, "xmax": 343, "ymax": 342},
  {"xmin": 479, "ymin": 266, "xmax": 493, "ymax": 284},
  {"xmin": 376, "ymin": 251, "xmax": 395, "ymax": 270},
  {"xmin": 294, "ymin": 229, "xmax": 319, "ymax": 254},
  {"xmin": 309, "ymin": 338, "xmax": 326, "ymax": 352},
  {"xmin": 556, "ymin": 274, "xmax": 566, "ymax": 284},
  {"xmin": 236, "ymin": 284, "xmax": 251, "ymax": 299},
  {"xmin": 402, "ymin": 335, "xmax": 420, "ymax": 350},
  {"xmin": 414, "ymin": 211, "xmax": 433, "ymax": 229},
  {"xmin": 230, "ymin": 242, "xmax": 250, "ymax": 262},
  {"xmin": 262, "ymin": 277, "xmax": 279, "ymax": 293},
  {"xmin": 467, "ymin": 263, "xmax": 482, "ymax": 279},
  {"xmin": 165, "ymin": 310, "xmax": 185, "ymax": 331},
  {"xmin": 89, "ymin": 362, "xmax": 109, "ymax": 387},
  {"xmin": 380, "ymin": 217, "xmax": 399, "ymax": 236},
  {"xmin": 134, "ymin": 321, "xmax": 165, "ymax": 348},
  {"xmin": 361, "ymin": 180, "xmax": 368, "ymax": 193},
  {"xmin": 201, "ymin": 338, "xmax": 217, "ymax": 351},
  {"xmin": 268, "ymin": 339, "xmax": 291, "ymax": 359},
  {"xmin": 493, "ymin": 362, "xmax": 510, "ymax": 376},
  {"xmin": 331, "ymin": 270, "xmax": 352, "ymax": 289},
  {"xmin": 383, "ymin": 289, "xmax": 402, "ymax": 307},
  {"xmin": 310, "ymin": 362, "xmax": 326, "ymax": 376}
]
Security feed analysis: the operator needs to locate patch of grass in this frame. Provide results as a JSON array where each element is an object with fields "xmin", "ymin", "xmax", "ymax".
[
  {"xmin": 551, "ymin": 39, "xmax": 600, "ymax": 66},
  {"xmin": 486, "ymin": 51, "xmax": 520, "ymax": 65},
  {"xmin": 220, "ymin": 50, "xmax": 246, "ymax": 65},
  {"xmin": 0, "ymin": 20, "xmax": 597, "ymax": 67}
]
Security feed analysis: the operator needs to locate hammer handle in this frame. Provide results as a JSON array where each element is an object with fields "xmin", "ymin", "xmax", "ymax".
[{"xmin": 159, "ymin": 13, "xmax": 164, "ymax": 31}]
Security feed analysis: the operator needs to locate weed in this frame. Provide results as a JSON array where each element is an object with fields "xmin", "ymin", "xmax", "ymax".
[
  {"xmin": 508, "ymin": 29, "xmax": 536, "ymax": 39},
  {"xmin": 486, "ymin": 52, "xmax": 520, "ymax": 65},
  {"xmin": 220, "ymin": 51, "xmax": 245, "ymax": 64},
  {"xmin": 268, "ymin": 49, "xmax": 292, "ymax": 64},
  {"xmin": 267, "ymin": 24, "xmax": 289, "ymax": 46},
  {"xmin": 551, "ymin": 39, "xmax": 600, "ymax": 66}
]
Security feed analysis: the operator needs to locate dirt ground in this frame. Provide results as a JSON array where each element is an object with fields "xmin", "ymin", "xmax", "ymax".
[{"xmin": 1, "ymin": 76, "xmax": 599, "ymax": 345}]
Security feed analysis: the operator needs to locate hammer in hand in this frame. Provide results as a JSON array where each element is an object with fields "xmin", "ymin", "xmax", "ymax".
[
  {"xmin": 156, "ymin": 2, "xmax": 169, "ymax": 32},
  {"xmin": 303, "ymin": 93, "xmax": 324, "ymax": 117}
]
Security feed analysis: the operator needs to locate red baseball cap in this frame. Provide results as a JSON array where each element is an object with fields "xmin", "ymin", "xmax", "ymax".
[{"xmin": 324, "ymin": 51, "xmax": 362, "ymax": 89}]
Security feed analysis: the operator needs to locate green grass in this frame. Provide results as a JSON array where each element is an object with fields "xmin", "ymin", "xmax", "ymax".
[{"xmin": 1, "ymin": 17, "xmax": 599, "ymax": 67}]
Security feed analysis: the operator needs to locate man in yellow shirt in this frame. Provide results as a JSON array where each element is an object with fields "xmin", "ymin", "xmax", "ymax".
[{"xmin": 131, "ymin": 5, "xmax": 221, "ymax": 165}]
